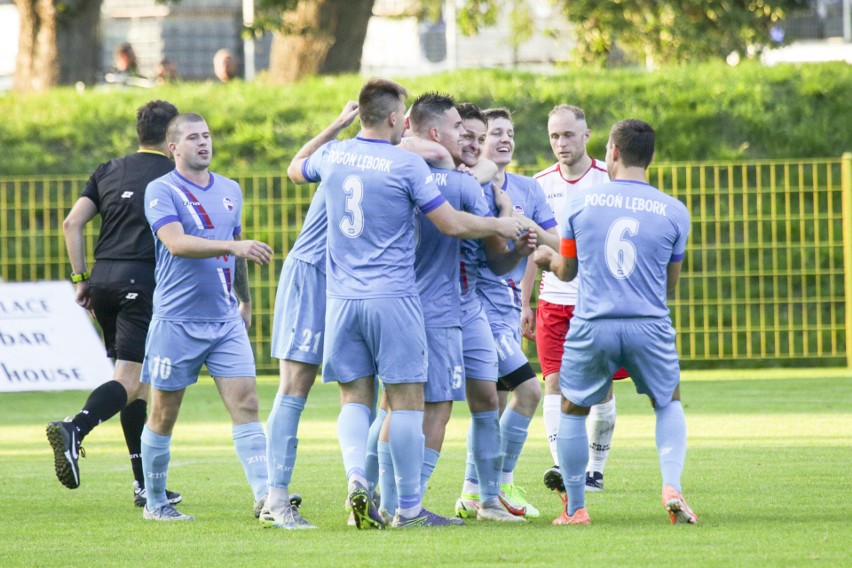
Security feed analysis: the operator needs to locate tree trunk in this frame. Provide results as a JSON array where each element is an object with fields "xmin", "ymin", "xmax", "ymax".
[
  {"xmin": 319, "ymin": 0, "xmax": 374, "ymax": 75},
  {"xmin": 268, "ymin": 0, "xmax": 374, "ymax": 84},
  {"xmin": 13, "ymin": 0, "xmax": 103, "ymax": 93}
]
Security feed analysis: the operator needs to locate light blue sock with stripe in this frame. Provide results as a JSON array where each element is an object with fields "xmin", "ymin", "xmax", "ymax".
[
  {"xmin": 390, "ymin": 410, "xmax": 425, "ymax": 517},
  {"xmin": 266, "ymin": 394, "xmax": 305, "ymax": 490},
  {"xmin": 557, "ymin": 413, "xmax": 588, "ymax": 515},
  {"xmin": 233, "ymin": 421, "xmax": 268, "ymax": 501},
  {"xmin": 500, "ymin": 408, "xmax": 531, "ymax": 477},
  {"xmin": 140, "ymin": 426, "xmax": 171, "ymax": 510},
  {"xmin": 655, "ymin": 401, "xmax": 687, "ymax": 492}
]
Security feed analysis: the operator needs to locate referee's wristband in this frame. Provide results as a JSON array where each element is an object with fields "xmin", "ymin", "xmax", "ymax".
[{"xmin": 70, "ymin": 272, "xmax": 90, "ymax": 283}]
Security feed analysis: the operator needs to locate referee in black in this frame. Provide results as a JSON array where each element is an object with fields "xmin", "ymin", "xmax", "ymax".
[{"xmin": 47, "ymin": 100, "xmax": 181, "ymax": 508}]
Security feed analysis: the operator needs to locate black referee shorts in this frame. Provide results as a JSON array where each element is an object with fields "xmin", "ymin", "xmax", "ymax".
[{"xmin": 88, "ymin": 260, "xmax": 155, "ymax": 363}]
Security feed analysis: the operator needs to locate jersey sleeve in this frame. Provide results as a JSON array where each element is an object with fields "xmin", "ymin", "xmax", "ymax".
[
  {"xmin": 80, "ymin": 162, "xmax": 108, "ymax": 211},
  {"xmin": 670, "ymin": 201, "xmax": 691, "ymax": 262},
  {"xmin": 144, "ymin": 179, "xmax": 180, "ymax": 234},
  {"xmin": 301, "ymin": 141, "xmax": 333, "ymax": 183},
  {"xmin": 460, "ymin": 176, "xmax": 493, "ymax": 217},
  {"xmin": 409, "ymin": 157, "xmax": 446, "ymax": 213},
  {"xmin": 529, "ymin": 178, "xmax": 557, "ymax": 230}
]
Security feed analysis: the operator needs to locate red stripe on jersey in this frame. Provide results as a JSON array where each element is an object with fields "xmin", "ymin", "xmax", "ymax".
[
  {"xmin": 178, "ymin": 185, "xmax": 215, "ymax": 229},
  {"xmin": 460, "ymin": 261, "xmax": 468, "ymax": 294}
]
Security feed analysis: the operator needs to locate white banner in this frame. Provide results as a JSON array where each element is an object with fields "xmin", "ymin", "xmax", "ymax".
[{"xmin": 0, "ymin": 281, "xmax": 114, "ymax": 392}]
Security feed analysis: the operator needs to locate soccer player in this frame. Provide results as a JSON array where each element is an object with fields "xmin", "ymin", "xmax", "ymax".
[
  {"xmin": 475, "ymin": 107, "xmax": 558, "ymax": 518},
  {"xmin": 533, "ymin": 118, "xmax": 697, "ymax": 525},
  {"xmin": 140, "ymin": 113, "xmax": 274, "ymax": 521},
  {"xmin": 452, "ymin": 103, "xmax": 534, "ymax": 523},
  {"xmin": 289, "ymin": 78, "xmax": 523, "ymax": 529},
  {"xmin": 261, "ymin": 101, "xmax": 360, "ymax": 530},
  {"xmin": 47, "ymin": 100, "xmax": 182, "ymax": 508},
  {"xmin": 525, "ymin": 104, "xmax": 622, "ymax": 496},
  {"xmin": 370, "ymin": 94, "xmax": 536, "ymax": 521}
]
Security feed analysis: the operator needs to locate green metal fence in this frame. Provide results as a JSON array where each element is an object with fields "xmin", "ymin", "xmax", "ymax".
[{"xmin": 2, "ymin": 155, "xmax": 850, "ymax": 373}]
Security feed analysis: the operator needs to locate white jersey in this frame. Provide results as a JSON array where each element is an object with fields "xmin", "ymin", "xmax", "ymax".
[{"xmin": 533, "ymin": 159, "xmax": 609, "ymax": 305}]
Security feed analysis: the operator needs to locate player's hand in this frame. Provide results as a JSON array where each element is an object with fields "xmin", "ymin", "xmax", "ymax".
[
  {"xmin": 494, "ymin": 216, "xmax": 524, "ymax": 240},
  {"xmin": 521, "ymin": 305, "xmax": 536, "ymax": 341},
  {"xmin": 456, "ymin": 163, "xmax": 473, "ymax": 177},
  {"xmin": 513, "ymin": 211, "xmax": 538, "ymax": 230},
  {"xmin": 493, "ymin": 186, "xmax": 513, "ymax": 216},
  {"xmin": 239, "ymin": 301, "xmax": 252, "ymax": 329},
  {"xmin": 74, "ymin": 281, "xmax": 93, "ymax": 310},
  {"xmin": 232, "ymin": 240, "xmax": 274, "ymax": 265},
  {"xmin": 336, "ymin": 101, "xmax": 359, "ymax": 129},
  {"xmin": 533, "ymin": 245, "xmax": 557, "ymax": 271},
  {"xmin": 515, "ymin": 227, "xmax": 537, "ymax": 257}
]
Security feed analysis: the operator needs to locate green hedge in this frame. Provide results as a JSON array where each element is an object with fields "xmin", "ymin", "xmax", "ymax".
[{"xmin": 0, "ymin": 61, "xmax": 850, "ymax": 176}]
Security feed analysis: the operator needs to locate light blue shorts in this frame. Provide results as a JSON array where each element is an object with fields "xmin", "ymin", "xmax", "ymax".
[
  {"xmin": 323, "ymin": 296, "xmax": 427, "ymax": 385},
  {"xmin": 460, "ymin": 299, "xmax": 498, "ymax": 382},
  {"xmin": 487, "ymin": 316, "xmax": 530, "ymax": 378},
  {"xmin": 424, "ymin": 326, "xmax": 466, "ymax": 403},
  {"xmin": 141, "ymin": 317, "xmax": 256, "ymax": 391},
  {"xmin": 560, "ymin": 316, "xmax": 680, "ymax": 407},
  {"xmin": 270, "ymin": 256, "xmax": 326, "ymax": 365}
]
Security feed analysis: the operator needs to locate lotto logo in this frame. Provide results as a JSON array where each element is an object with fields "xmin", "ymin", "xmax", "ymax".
[
  {"xmin": 121, "ymin": 191, "xmax": 134, "ymax": 199},
  {"xmin": 125, "ymin": 293, "xmax": 138, "ymax": 300}
]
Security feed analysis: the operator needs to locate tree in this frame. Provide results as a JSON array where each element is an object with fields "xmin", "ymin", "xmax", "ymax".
[
  {"xmin": 14, "ymin": 0, "xmax": 102, "ymax": 92},
  {"xmin": 258, "ymin": 0, "xmax": 375, "ymax": 84},
  {"xmin": 455, "ymin": 0, "xmax": 809, "ymax": 67}
]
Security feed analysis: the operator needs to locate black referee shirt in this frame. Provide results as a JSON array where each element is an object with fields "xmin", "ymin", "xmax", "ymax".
[{"xmin": 81, "ymin": 151, "xmax": 175, "ymax": 262}]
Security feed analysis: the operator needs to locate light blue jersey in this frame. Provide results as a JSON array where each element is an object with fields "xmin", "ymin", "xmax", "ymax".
[
  {"xmin": 145, "ymin": 170, "xmax": 243, "ymax": 322},
  {"xmin": 562, "ymin": 179, "xmax": 690, "ymax": 319},
  {"xmin": 478, "ymin": 173, "xmax": 556, "ymax": 321},
  {"xmin": 303, "ymin": 136, "xmax": 445, "ymax": 299},
  {"xmin": 415, "ymin": 167, "xmax": 490, "ymax": 327},
  {"xmin": 287, "ymin": 183, "xmax": 327, "ymax": 270},
  {"xmin": 458, "ymin": 184, "xmax": 493, "ymax": 305}
]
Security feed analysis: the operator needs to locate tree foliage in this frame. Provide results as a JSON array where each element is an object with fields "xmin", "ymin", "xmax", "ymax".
[{"xmin": 458, "ymin": 0, "xmax": 809, "ymax": 66}]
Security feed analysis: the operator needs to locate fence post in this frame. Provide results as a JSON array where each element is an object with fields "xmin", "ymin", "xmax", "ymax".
[{"xmin": 843, "ymin": 153, "xmax": 852, "ymax": 368}]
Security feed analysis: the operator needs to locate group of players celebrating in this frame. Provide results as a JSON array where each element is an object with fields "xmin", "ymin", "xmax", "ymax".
[{"xmin": 48, "ymin": 76, "xmax": 698, "ymax": 530}]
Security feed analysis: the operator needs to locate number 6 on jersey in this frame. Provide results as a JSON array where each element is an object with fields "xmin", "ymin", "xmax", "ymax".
[{"xmin": 605, "ymin": 217, "xmax": 639, "ymax": 279}]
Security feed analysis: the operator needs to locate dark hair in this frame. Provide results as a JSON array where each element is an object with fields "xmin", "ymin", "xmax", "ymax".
[
  {"xmin": 456, "ymin": 102, "xmax": 485, "ymax": 125},
  {"xmin": 549, "ymin": 104, "xmax": 586, "ymax": 121},
  {"xmin": 166, "ymin": 113, "xmax": 206, "ymax": 144},
  {"xmin": 136, "ymin": 100, "xmax": 179, "ymax": 146},
  {"xmin": 482, "ymin": 107, "xmax": 513, "ymax": 125},
  {"xmin": 609, "ymin": 119, "xmax": 655, "ymax": 169},
  {"xmin": 409, "ymin": 91, "xmax": 456, "ymax": 135},
  {"xmin": 358, "ymin": 78, "xmax": 408, "ymax": 127}
]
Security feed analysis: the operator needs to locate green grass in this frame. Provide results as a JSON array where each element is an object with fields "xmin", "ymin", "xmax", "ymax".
[{"xmin": 1, "ymin": 369, "xmax": 850, "ymax": 566}]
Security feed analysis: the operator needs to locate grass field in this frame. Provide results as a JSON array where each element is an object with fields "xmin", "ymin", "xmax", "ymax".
[{"xmin": 1, "ymin": 369, "xmax": 850, "ymax": 566}]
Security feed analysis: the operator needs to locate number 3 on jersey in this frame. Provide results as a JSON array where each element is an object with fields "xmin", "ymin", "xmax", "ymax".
[
  {"xmin": 605, "ymin": 217, "xmax": 639, "ymax": 279},
  {"xmin": 340, "ymin": 175, "xmax": 364, "ymax": 238}
]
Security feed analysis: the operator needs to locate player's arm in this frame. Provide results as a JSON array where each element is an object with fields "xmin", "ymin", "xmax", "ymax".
[
  {"xmin": 533, "ymin": 226, "xmax": 559, "ymax": 250},
  {"xmin": 481, "ymin": 228, "xmax": 537, "ymax": 276},
  {"xmin": 398, "ymin": 137, "xmax": 454, "ymax": 169},
  {"xmin": 520, "ymin": 256, "xmax": 537, "ymax": 340},
  {"xmin": 468, "ymin": 158, "xmax": 498, "ymax": 184},
  {"xmin": 232, "ymin": 234, "xmax": 253, "ymax": 328},
  {"xmin": 533, "ymin": 241, "xmax": 577, "ymax": 282},
  {"xmin": 62, "ymin": 196, "xmax": 98, "ymax": 309},
  {"xmin": 425, "ymin": 201, "xmax": 523, "ymax": 240},
  {"xmin": 287, "ymin": 101, "xmax": 359, "ymax": 184},
  {"xmin": 154, "ymin": 222, "xmax": 273, "ymax": 265},
  {"xmin": 667, "ymin": 261, "xmax": 683, "ymax": 293}
]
